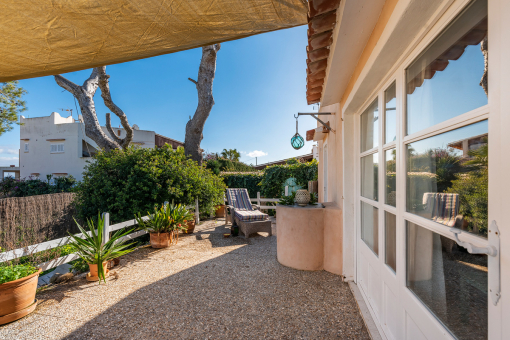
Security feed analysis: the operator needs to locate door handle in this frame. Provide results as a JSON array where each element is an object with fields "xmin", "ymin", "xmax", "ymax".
[
  {"xmin": 450, "ymin": 229, "xmax": 497, "ymax": 256},
  {"xmin": 450, "ymin": 221, "xmax": 500, "ymax": 306}
]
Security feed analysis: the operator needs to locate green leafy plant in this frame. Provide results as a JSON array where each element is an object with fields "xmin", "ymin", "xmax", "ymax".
[
  {"xmin": 0, "ymin": 81, "xmax": 27, "ymax": 136},
  {"xmin": 136, "ymin": 203, "xmax": 194, "ymax": 234},
  {"xmin": 260, "ymin": 160, "xmax": 318, "ymax": 198},
  {"xmin": 278, "ymin": 192, "xmax": 296, "ymax": 206},
  {"xmin": 309, "ymin": 192, "xmax": 318, "ymax": 205},
  {"xmin": 220, "ymin": 172, "xmax": 264, "ymax": 197},
  {"xmin": 0, "ymin": 175, "xmax": 76, "ymax": 198},
  {"xmin": 76, "ymin": 146, "xmax": 226, "ymax": 223},
  {"xmin": 68, "ymin": 214, "xmax": 136, "ymax": 283},
  {"xmin": 0, "ymin": 263, "xmax": 38, "ymax": 284}
]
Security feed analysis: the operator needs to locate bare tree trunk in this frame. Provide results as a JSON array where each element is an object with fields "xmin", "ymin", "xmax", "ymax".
[
  {"xmin": 54, "ymin": 67, "xmax": 133, "ymax": 151},
  {"xmin": 184, "ymin": 44, "xmax": 221, "ymax": 164}
]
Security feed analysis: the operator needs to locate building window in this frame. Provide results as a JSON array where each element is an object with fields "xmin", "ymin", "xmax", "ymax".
[
  {"xmin": 50, "ymin": 143, "xmax": 64, "ymax": 153},
  {"xmin": 24, "ymin": 143, "xmax": 29, "ymax": 152}
]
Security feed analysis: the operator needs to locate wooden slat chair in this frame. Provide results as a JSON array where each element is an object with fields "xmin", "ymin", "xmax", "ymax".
[{"xmin": 225, "ymin": 188, "xmax": 272, "ymax": 239}]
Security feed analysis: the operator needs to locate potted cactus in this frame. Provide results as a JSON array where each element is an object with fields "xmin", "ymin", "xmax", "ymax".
[
  {"xmin": 0, "ymin": 263, "xmax": 41, "ymax": 325},
  {"xmin": 68, "ymin": 215, "xmax": 136, "ymax": 283}
]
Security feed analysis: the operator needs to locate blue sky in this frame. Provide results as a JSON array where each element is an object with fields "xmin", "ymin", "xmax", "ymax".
[{"xmin": 0, "ymin": 25, "xmax": 318, "ymax": 167}]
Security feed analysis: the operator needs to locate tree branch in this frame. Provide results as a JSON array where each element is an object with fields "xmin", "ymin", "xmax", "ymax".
[
  {"xmin": 54, "ymin": 75, "xmax": 79, "ymax": 95},
  {"xmin": 105, "ymin": 113, "xmax": 123, "ymax": 145},
  {"xmin": 97, "ymin": 66, "xmax": 133, "ymax": 150},
  {"xmin": 188, "ymin": 78, "xmax": 197, "ymax": 86},
  {"xmin": 82, "ymin": 68, "xmax": 100, "ymax": 95}
]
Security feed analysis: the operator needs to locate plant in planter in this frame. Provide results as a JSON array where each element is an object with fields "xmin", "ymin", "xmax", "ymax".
[
  {"xmin": 68, "ymin": 215, "xmax": 136, "ymax": 283},
  {"xmin": 173, "ymin": 205, "xmax": 195, "ymax": 234},
  {"xmin": 0, "ymin": 263, "xmax": 41, "ymax": 325},
  {"xmin": 136, "ymin": 204, "xmax": 173, "ymax": 248}
]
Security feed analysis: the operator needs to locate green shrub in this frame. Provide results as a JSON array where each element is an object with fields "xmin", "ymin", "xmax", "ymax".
[
  {"xmin": 75, "ymin": 146, "xmax": 226, "ymax": 223},
  {"xmin": 0, "ymin": 175, "xmax": 76, "ymax": 197},
  {"xmin": 205, "ymin": 158, "xmax": 256, "ymax": 175},
  {"xmin": 260, "ymin": 160, "xmax": 318, "ymax": 198},
  {"xmin": 220, "ymin": 172, "xmax": 264, "ymax": 198},
  {"xmin": 0, "ymin": 263, "xmax": 38, "ymax": 284}
]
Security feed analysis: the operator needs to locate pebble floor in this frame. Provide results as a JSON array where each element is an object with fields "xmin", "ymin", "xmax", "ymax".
[{"xmin": 0, "ymin": 219, "xmax": 370, "ymax": 340}]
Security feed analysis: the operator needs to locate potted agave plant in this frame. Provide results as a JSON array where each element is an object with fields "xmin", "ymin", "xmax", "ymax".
[
  {"xmin": 68, "ymin": 215, "xmax": 136, "ymax": 283},
  {"xmin": 136, "ymin": 204, "xmax": 173, "ymax": 248},
  {"xmin": 136, "ymin": 203, "xmax": 193, "ymax": 246},
  {"xmin": 0, "ymin": 263, "xmax": 41, "ymax": 325}
]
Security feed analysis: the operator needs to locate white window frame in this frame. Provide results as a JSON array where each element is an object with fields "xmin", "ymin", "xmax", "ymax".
[
  {"xmin": 24, "ymin": 143, "xmax": 29, "ymax": 152},
  {"xmin": 50, "ymin": 143, "xmax": 65, "ymax": 154}
]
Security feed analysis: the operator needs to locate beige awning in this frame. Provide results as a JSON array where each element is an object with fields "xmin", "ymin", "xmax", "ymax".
[{"xmin": 0, "ymin": 0, "xmax": 307, "ymax": 81}]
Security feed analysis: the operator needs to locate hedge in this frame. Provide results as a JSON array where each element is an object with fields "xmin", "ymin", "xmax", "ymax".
[
  {"xmin": 220, "ymin": 172, "xmax": 264, "ymax": 198},
  {"xmin": 75, "ymin": 146, "xmax": 226, "ymax": 223},
  {"xmin": 259, "ymin": 160, "xmax": 318, "ymax": 198}
]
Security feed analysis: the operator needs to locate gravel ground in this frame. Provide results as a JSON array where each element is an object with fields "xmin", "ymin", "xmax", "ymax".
[{"xmin": 0, "ymin": 219, "xmax": 369, "ymax": 340}]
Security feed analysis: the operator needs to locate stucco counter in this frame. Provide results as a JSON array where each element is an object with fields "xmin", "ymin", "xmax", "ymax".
[{"xmin": 276, "ymin": 203, "xmax": 343, "ymax": 274}]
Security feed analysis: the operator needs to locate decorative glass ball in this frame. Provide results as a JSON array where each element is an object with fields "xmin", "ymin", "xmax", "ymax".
[{"xmin": 291, "ymin": 133, "xmax": 305, "ymax": 150}]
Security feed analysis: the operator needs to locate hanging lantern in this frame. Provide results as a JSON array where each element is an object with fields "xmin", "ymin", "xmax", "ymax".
[{"xmin": 291, "ymin": 115, "xmax": 304, "ymax": 150}]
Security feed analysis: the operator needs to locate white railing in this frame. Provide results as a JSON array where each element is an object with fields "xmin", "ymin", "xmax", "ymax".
[
  {"xmin": 0, "ymin": 199, "xmax": 201, "ymax": 272},
  {"xmin": 223, "ymin": 191, "xmax": 279, "ymax": 210}
]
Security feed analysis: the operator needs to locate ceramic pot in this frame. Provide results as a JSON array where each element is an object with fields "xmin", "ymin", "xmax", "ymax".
[
  {"xmin": 295, "ymin": 189, "xmax": 310, "ymax": 206},
  {"xmin": 0, "ymin": 268, "xmax": 41, "ymax": 325},
  {"xmin": 215, "ymin": 205, "xmax": 226, "ymax": 218},
  {"xmin": 183, "ymin": 220, "xmax": 196, "ymax": 234},
  {"xmin": 87, "ymin": 262, "xmax": 110, "ymax": 282},
  {"xmin": 150, "ymin": 232, "xmax": 171, "ymax": 248}
]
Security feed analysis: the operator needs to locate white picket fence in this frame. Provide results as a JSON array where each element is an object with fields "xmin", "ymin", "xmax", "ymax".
[
  {"xmin": 0, "ymin": 194, "xmax": 278, "ymax": 273},
  {"xmin": 0, "ymin": 199, "xmax": 200, "ymax": 272},
  {"xmin": 224, "ymin": 192, "xmax": 279, "ymax": 210}
]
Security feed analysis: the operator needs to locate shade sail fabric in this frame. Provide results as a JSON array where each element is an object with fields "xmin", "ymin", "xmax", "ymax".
[{"xmin": 0, "ymin": 0, "xmax": 307, "ymax": 81}]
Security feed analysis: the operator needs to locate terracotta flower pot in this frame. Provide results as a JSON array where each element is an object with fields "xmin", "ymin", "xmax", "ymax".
[
  {"xmin": 215, "ymin": 204, "xmax": 226, "ymax": 218},
  {"xmin": 150, "ymin": 232, "xmax": 171, "ymax": 248},
  {"xmin": 183, "ymin": 220, "xmax": 196, "ymax": 234},
  {"xmin": 87, "ymin": 262, "xmax": 110, "ymax": 282},
  {"xmin": 0, "ymin": 268, "xmax": 41, "ymax": 325}
]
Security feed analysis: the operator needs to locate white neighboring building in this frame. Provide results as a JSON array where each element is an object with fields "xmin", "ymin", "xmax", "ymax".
[{"xmin": 19, "ymin": 112, "xmax": 183, "ymax": 181}]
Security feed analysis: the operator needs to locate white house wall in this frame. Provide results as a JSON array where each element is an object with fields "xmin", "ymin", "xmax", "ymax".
[{"xmin": 20, "ymin": 112, "xmax": 158, "ymax": 181}]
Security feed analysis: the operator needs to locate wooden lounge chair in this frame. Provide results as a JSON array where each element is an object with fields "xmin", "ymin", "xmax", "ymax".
[{"xmin": 225, "ymin": 188, "xmax": 272, "ymax": 239}]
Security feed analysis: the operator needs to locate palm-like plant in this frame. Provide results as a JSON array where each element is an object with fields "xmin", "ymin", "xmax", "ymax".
[
  {"xmin": 135, "ymin": 205, "xmax": 172, "ymax": 233},
  {"xmin": 68, "ymin": 215, "xmax": 135, "ymax": 283}
]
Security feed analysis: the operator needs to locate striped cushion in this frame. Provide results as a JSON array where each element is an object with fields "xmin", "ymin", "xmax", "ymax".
[
  {"xmin": 226, "ymin": 188, "xmax": 253, "ymax": 211},
  {"xmin": 423, "ymin": 192, "xmax": 459, "ymax": 227},
  {"xmin": 234, "ymin": 210, "xmax": 268, "ymax": 222}
]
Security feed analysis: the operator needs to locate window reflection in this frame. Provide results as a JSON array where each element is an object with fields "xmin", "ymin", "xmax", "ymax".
[
  {"xmin": 406, "ymin": 221, "xmax": 487, "ymax": 340},
  {"xmin": 385, "ymin": 83, "xmax": 397, "ymax": 144},
  {"xmin": 361, "ymin": 202, "xmax": 378, "ymax": 255},
  {"xmin": 360, "ymin": 99, "xmax": 379, "ymax": 152},
  {"xmin": 385, "ymin": 212, "xmax": 397, "ymax": 272},
  {"xmin": 361, "ymin": 153, "xmax": 378, "ymax": 201},
  {"xmin": 406, "ymin": 120, "xmax": 488, "ymax": 237},
  {"xmin": 385, "ymin": 149, "xmax": 396, "ymax": 207},
  {"xmin": 406, "ymin": 0, "xmax": 488, "ymax": 135}
]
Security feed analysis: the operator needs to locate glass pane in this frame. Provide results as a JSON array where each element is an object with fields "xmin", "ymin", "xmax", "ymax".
[
  {"xmin": 361, "ymin": 153, "xmax": 378, "ymax": 201},
  {"xmin": 406, "ymin": 221, "xmax": 487, "ymax": 340},
  {"xmin": 385, "ymin": 149, "xmax": 396, "ymax": 207},
  {"xmin": 406, "ymin": 0, "xmax": 488, "ymax": 135},
  {"xmin": 385, "ymin": 212, "xmax": 397, "ymax": 272},
  {"xmin": 360, "ymin": 98, "xmax": 379, "ymax": 152},
  {"xmin": 384, "ymin": 82, "xmax": 397, "ymax": 144},
  {"xmin": 361, "ymin": 202, "xmax": 378, "ymax": 255},
  {"xmin": 406, "ymin": 120, "xmax": 488, "ymax": 237}
]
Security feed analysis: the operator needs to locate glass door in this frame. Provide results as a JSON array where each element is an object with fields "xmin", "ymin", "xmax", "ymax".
[{"xmin": 356, "ymin": 0, "xmax": 492, "ymax": 339}]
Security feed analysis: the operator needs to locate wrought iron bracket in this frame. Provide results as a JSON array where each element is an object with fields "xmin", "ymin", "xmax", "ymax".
[
  {"xmin": 450, "ymin": 222, "xmax": 500, "ymax": 305},
  {"xmin": 297, "ymin": 112, "xmax": 336, "ymax": 133}
]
